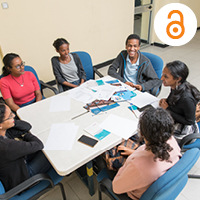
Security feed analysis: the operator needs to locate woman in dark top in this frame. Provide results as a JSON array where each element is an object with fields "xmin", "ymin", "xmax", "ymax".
[
  {"xmin": 0, "ymin": 103, "xmax": 51, "ymax": 191},
  {"xmin": 51, "ymin": 38, "xmax": 86, "ymax": 92},
  {"xmin": 159, "ymin": 60, "xmax": 200, "ymax": 143}
]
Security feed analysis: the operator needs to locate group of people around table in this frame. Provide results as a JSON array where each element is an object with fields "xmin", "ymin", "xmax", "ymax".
[{"xmin": 0, "ymin": 33, "xmax": 199, "ymax": 199}]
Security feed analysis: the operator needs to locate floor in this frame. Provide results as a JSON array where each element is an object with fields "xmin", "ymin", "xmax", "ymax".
[{"xmin": 40, "ymin": 30, "xmax": 200, "ymax": 200}]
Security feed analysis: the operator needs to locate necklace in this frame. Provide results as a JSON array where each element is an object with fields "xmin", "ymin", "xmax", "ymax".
[{"xmin": 11, "ymin": 75, "xmax": 24, "ymax": 87}]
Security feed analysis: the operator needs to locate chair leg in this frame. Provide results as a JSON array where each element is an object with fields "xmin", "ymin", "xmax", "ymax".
[
  {"xmin": 57, "ymin": 182, "xmax": 67, "ymax": 200},
  {"xmin": 188, "ymin": 174, "xmax": 200, "ymax": 178},
  {"xmin": 98, "ymin": 186, "xmax": 102, "ymax": 200}
]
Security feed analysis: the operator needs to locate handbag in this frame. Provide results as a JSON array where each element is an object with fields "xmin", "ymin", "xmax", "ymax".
[
  {"xmin": 103, "ymin": 135, "xmax": 139, "ymax": 171},
  {"xmin": 173, "ymin": 122, "xmax": 199, "ymax": 144}
]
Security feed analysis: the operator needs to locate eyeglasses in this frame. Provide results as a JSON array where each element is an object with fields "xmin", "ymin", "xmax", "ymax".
[
  {"xmin": 1, "ymin": 112, "xmax": 15, "ymax": 123},
  {"xmin": 14, "ymin": 62, "xmax": 25, "ymax": 69}
]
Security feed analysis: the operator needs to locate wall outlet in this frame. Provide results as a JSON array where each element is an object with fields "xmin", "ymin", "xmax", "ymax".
[{"xmin": 1, "ymin": 2, "xmax": 9, "ymax": 9}]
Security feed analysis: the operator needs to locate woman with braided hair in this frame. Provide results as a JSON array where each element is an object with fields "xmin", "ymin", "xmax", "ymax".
[{"xmin": 112, "ymin": 107, "xmax": 181, "ymax": 200}]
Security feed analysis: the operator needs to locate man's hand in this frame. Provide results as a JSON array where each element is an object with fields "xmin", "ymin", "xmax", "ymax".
[
  {"xmin": 125, "ymin": 81, "xmax": 134, "ymax": 87},
  {"xmin": 132, "ymin": 84, "xmax": 142, "ymax": 91}
]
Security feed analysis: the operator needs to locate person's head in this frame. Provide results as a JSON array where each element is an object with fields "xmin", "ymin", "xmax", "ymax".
[
  {"xmin": 0, "ymin": 104, "xmax": 15, "ymax": 133},
  {"xmin": 125, "ymin": 34, "xmax": 141, "ymax": 59},
  {"xmin": 161, "ymin": 60, "xmax": 189, "ymax": 89},
  {"xmin": 53, "ymin": 38, "xmax": 70, "ymax": 59},
  {"xmin": 139, "ymin": 107, "xmax": 174, "ymax": 162},
  {"xmin": 2, "ymin": 53, "xmax": 25, "ymax": 77}
]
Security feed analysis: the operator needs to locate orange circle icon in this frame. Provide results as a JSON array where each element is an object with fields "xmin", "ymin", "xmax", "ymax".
[{"xmin": 166, "ymin": 10, "xmax": 185, "ymax": 39}]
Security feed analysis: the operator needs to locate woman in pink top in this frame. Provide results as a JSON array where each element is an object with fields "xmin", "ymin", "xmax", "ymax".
[
  {"xmin": 112, "ymin": 107, "xmax": 181, "ymax": 200},
  {"xmin": 0, "ymin": 53, "xmax": 42, "ymax": 112}
]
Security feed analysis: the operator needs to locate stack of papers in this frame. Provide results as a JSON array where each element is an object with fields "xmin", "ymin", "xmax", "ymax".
[{"xmin": 84, "ymin": 122, "xmax": 110, "ymax": 140}]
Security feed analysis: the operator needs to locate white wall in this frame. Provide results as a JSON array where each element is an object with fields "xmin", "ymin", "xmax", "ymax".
[{"xmin": 0, "ymin": 0, "xmax": 134, "ymax": 82}]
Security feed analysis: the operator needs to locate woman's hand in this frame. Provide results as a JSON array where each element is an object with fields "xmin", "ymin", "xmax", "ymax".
[
  {"xmin": 117, "ymin": 145, "xmax": 135, "ymax": 156},
  {"xmin": 79, "ymin": 79, "xmax": 85, "ymax": 85},
  {"xmin": 159, "ymin": 98, "xmax": 169, "ymax": 109}
]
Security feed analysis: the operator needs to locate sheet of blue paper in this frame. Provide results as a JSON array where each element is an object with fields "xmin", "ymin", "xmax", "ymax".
[
  {"xmin": 96, "ymin": 80, "xmax": 105, "ymax": 86},
  {"xmin": 90, "ymin": 107, "xmax": 101, "ymax": 115},
  {"xmin": 100, "ymin": 103, "xmax": 120, "ymax": 112},
  {"xmin": 94, "ymin": 129, "xmax": 110, "ymax": 140},
  {"xmin": 114, "ymin": 90, "xmax": 137, "ymax": 100},
  {"xmin": 105, "ymin": 79, "xmax": 119, "ymax": 84}
]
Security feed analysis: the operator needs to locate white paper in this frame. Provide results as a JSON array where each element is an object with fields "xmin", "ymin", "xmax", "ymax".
[
  {"xmin": 49, "ymin": 95, "xmax": 70, "ymax": 112},
  {"xmin": 99, "ymin": 114, "xmax": 137, "ymax": 140},
  {"xmin": 44, "ymin": 123, "xmax": 79, "ymax": 150},
  {"xmin": 68, "ymin": 87, "xmax": 96, "ymax": 103},
  {"xmin": 129, "ymin": 92, "xmax": 159, "ymax": 108},
  {"xmin": 92, "ymin": 84, "xmax": 116, "ymax": 100}
]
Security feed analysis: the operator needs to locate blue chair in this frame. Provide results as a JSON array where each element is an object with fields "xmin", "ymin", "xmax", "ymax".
[
  {"xmin": 97, "ymin": 148, "xmax": 200, "ymax": 200},
  {"xmin": 141, "ymin": 52, "xmax": 163, "ymax": 96},
  {"xmin": 73, "ymin": 51, "xmax": 104, "ymax": 80},
  {"xmin": 0, "ymin": 167, "xmax": 66, "ymax": 200},
  {"xmin": 24, "ymin": 65, "xmax": 58, "ymax": 96}
]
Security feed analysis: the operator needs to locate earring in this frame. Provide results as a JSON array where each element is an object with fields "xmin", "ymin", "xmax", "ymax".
[{"xmin": 176, "ymin": 82, "xmax": 178, "ymax": 90}]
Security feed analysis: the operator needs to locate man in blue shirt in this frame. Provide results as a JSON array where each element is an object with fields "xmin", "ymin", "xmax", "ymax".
[{"xmin": 108, "ymin": 34, "xmax": 161, "ymax": 93}]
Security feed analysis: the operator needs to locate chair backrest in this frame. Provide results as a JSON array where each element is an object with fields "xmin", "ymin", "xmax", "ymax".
[
  {"xmin": 141, "ymin": 52, "xmax": 163, "ymax": 79},
  {"xmin": 24, "ymin": 65, "xmax": 41, "ymax": 90},
  {"xmin": 140, "ymin": 148, "xmax": 200, "ymax": 200},
  {"xmin": 73, "ymin": 51, "xmax": 94, "ymax": 80}
]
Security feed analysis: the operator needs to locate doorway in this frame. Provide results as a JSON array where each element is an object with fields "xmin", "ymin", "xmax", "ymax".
[{"xmin": 134, "ymin": 0, "xmax": 153, "ymax": 46}]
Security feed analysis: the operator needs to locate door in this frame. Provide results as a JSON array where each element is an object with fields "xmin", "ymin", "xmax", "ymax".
[{"xmin": 134, "ymin": 0, "xmax": 153, "ymax": 46}]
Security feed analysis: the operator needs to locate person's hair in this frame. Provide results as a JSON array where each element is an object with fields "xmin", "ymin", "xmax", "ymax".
[
  {"xmin": 166, "ymin": 60, "xmax": 200, "ymax": 105},
  {"xmin": 53, "ymin": 38, "xmax": 69, "ymax": 51},
  {"xmin": 139, "ymin": 107, "xmax": 174, "ymax": 162},
  {"xmin": 2, "ymin": 53, "xmax": 20, "ymax": 76},
  {"xmin": 125, "ymin": 34, "xmax": 141, "ymax": 46},
  {"xmin": 0, "ymin": 103, "xmax": 6, "ymax": 124}
]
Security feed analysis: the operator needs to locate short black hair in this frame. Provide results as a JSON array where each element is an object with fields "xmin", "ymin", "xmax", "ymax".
[
  {"xmin": 53, "ymin": 38, "xmax": 69, "ymax": 51},
  {"xmin": 125, "ymin": 34, "xmax": 141, "ymax": 46},
  {"xmin": 2, "ymin": 53, "xmax": 20, "ymax": 76}
]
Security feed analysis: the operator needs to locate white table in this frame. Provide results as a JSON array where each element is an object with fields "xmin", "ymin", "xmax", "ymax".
[{"xmin": 17, "ymin": 76, "xmax": 140, "ymax": 195}]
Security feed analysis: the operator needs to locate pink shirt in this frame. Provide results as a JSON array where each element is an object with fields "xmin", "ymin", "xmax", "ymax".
[
  {"xmin": 112, "ymin": 136, "xmax": 181, "ymax": 200},
  {"xmin": 0, "ymin": 71, "xmax": 40, "ymax": 105}
]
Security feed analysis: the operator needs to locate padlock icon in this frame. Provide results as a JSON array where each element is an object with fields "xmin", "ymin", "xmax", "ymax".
[{"xmin": 166, "ymin": 10, "xmax": 185, "ymax": 39}]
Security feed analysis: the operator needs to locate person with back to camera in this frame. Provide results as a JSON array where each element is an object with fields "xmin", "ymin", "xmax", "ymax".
[
  {"xmin": 51, "ymin": 38, "xmax": 86, "ymax": 92},
  {"xmin": 0, "ymin": 103, "xmax": 51, "ymax": 192},
  {"xmin": 112, "ymin": 107, "xmax": 181, "ymax": 200},
  {"xmin": 159, "ymin": 60, "xmax": 200, "ymax": 143},
  {"xmin": 0, "ymin": 53, "xmax": 42, "ymax": 112},
  {"xmin": 108, "ymin": 34, "xmax": 161, "ymax": 94}
]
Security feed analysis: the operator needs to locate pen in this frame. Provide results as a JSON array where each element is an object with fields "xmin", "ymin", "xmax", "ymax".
[
  {"xmin": 71, "ymin": 111, "xmax": 89, "ymax": 120},
  {"xmin": 129, "ymin": 105, "xmax": 138, "ymax": 118}
]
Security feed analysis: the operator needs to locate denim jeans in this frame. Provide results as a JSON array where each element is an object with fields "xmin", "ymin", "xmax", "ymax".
[
  {"xmin": 70, "ymin": 79, "xmax": 80, "ymax": 86},
  {"xmin": 26, "ymin": 151, "xmax": 52, "ymax": 177}
]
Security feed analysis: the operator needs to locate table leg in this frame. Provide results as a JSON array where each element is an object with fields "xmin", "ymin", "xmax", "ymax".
[{"xmin": 86, "ymin": 161, "xmax": 95, "ymax": 196}]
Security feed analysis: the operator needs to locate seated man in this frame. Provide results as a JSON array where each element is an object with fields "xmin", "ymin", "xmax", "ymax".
[{"xmin": 108, "ymin": 34, "xmax": 161, "ymax": 93}]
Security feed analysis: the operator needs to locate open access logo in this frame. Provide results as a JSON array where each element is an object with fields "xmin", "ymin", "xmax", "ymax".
[{"xmin": 154, "ymin": 3, "xmax": 197, "ymax": 46}]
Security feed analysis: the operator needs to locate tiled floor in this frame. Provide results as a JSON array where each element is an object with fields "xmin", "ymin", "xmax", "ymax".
[{"xmin": 40, "ymin": 30, "xmax": 200, "ymax": 200}]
